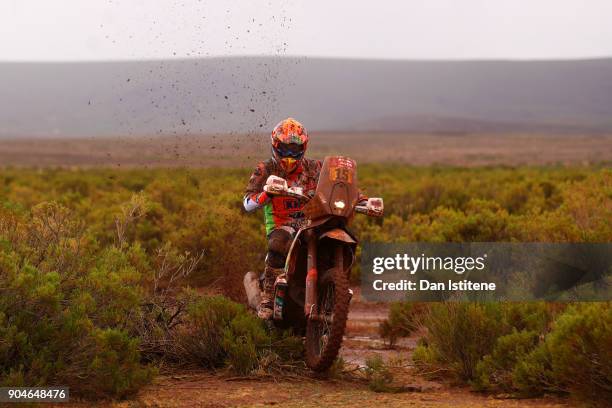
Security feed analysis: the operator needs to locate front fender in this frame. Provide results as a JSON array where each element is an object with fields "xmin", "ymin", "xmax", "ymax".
[{"xmin": 319, "ymin": 228, "xmax": 357, "ymax": 244}]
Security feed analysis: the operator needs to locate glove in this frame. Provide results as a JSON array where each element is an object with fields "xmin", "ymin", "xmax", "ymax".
[
  {"xmin": 256, "ymin": 191, "xmax": 270, "ymax": 205},
  {"xmin": 264, "ymin": 175, "xmax": 289, "ymax": 195}
]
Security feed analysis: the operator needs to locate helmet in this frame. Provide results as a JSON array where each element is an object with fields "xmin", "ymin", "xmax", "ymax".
[{"xmin": 270, "ymin": 118, "xmax": 308, "ymax": 172}]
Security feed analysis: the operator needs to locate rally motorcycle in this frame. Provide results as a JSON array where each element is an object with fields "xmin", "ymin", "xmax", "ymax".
[{"xmin": 244, "ymin": 156, "xmax": 383, "ymax": 372}]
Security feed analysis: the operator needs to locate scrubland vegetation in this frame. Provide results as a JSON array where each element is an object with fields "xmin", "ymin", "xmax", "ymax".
[
  {"xmin": 0, "ymin": 165, "xmax": 610, "ymax": 400},
  {"xmin": 379, "ymin": 301, "xmax": 611, "ymax": 405}
]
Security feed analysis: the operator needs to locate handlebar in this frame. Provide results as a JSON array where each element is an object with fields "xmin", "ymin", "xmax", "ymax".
[
  {"xmin": 264, "ymin": 175, "xmax": 383, "ymax": 217},
  {"xmin": 355, "ymin": 205, "xmax": 369, "ymax": 214},
  {"xmin": 264, "ymin": 184, "xmax": 310, "ymax": 201},
  {"xmin": 356, "ymin": 203, "xmax": 384, "ymax": 217}
]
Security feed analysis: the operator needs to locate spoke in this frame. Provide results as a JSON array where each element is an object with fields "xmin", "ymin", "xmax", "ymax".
[{"xmin": 315, "ymin": 283, "xmax": 335, "ymax": 357}]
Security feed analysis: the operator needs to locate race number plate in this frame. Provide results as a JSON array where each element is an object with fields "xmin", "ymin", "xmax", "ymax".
[{"xmin": 328, "ymin": 157, "xmax": 355, "ymax": 183}]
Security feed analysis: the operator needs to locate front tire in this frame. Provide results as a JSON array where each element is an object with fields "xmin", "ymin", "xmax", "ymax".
[{"xmin": 305, "ymin": 245, "xmax": 350, "ymax": 371}]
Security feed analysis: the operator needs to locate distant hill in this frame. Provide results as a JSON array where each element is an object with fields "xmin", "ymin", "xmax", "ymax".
[{"xmin": 1, "ymin": 57, "xmax": 611, "ymax": 137}]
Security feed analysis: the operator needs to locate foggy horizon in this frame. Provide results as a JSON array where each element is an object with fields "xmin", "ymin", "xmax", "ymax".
[
  {"xmin": 2, "ymin": 57, "xmax": 612, "ymax": 138},
  {"xmin": 2, "ymin": 0, "xmax": 612, "ymax": 62},
  {"xmin": 3, "ymin": 55, "xmax": 612, "ymax": 64}
]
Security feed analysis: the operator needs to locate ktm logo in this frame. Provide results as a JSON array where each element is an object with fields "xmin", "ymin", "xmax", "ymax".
[
  {"xmin": 272, "ymin": 197, "xmax": 302, "ymax": 211},
  {"xmin": 284, "ymin": 199, "xmax": 300, "ymax": 210}
]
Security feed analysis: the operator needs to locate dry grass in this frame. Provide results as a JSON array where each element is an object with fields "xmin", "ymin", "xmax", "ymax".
[{"xmin": 0, "ymin": 132, "xmax": 610, "ymax": 168}]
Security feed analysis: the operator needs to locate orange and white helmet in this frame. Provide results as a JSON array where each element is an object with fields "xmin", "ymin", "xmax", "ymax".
[{"xmin": 270, "ymin": 117, "xmax": 309, "ymax": 172}]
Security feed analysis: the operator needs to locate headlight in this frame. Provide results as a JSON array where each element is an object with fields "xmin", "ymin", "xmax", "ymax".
[{"xmin": 334, "ymin": 200, "xmax": 345, "ymax": 209}]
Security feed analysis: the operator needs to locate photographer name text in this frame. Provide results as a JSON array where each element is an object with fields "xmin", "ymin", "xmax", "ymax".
[
  {"xmin": 373, "ymin": 279, "xmax": 496, "ymax": 291},
  {"xmin": 370, "ymin": 253, "xmax": 496, "ymax": 292}
]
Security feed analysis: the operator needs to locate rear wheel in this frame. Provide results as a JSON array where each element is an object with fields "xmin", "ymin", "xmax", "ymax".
[{"xmin": 305, "ymin": 245, "xmax": 350, "ymax": 371}]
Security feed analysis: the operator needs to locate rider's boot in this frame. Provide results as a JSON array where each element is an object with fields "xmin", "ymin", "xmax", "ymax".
[{"xmin": 257, "ymin": 266, "xmax": 283, "ymax": 320}]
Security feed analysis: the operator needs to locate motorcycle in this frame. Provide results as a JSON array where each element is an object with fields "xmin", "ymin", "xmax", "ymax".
[{"xmin": 244, "ymin": 156, "xmax": 383, "ymax": 372}]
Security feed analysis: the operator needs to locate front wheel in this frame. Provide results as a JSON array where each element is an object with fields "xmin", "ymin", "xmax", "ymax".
[{"xmin": 305, "ymin": 245, "xmax": 350, "ymax": 371}]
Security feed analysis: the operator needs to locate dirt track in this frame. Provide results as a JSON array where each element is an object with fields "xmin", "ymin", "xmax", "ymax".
[
  {"xmin": 59, "ymin": 298, "xmax": 569, "ymax": 408},
  {"xmin": 97, "ymin": 372, "xmax": 567, "ymax": 408}
]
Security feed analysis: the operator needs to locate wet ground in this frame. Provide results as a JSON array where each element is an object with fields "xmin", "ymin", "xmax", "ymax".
[{"xmin": 341, "ymin": 300, "xmax": 416, "ymax": 367}]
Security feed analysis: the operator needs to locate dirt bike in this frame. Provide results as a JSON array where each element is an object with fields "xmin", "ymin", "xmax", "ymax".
[{"xmin": 244, "ymin": 156, "xmax": 383, "ymax": 372}]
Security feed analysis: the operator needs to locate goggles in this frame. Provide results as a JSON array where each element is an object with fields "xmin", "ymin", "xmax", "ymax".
[{"xmin": 275, "ymin": 143, "xmax": 304, "ymax": 159}]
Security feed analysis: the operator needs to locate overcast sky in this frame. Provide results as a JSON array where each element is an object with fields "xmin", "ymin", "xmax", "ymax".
[{"xmin": 1, "ymin": 0, "xmax": 611, "ymax": 61}]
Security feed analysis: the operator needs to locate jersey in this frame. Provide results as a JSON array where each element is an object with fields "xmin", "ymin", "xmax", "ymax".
[{"xmin": 244, "ymin": 158, "xmax": 322, "ymax": 235}]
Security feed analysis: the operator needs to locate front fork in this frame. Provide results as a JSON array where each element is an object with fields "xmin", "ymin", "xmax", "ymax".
[{"xmin": 304, "ymin": 229, "xmax": 317, "ymax": 318}]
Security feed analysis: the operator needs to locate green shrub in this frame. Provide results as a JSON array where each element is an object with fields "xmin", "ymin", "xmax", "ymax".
[
  {"xmin": 174, "ymin": 294, "xmax": 272, "ymax": 375},
  {"xmin": 378, "ymin": 302, "xmax": 427, "ymax": 346},
  {"xmin": 0, "ymin": 199, "xmax": 305, "ymax": 397},
  {"xmin": 414, "ymin": 303, "xmax": 506, "ymax": 381},
  {"xmin": 412, "ymin": 342, "xmax": 442, "ymax": 378},
  {"xmin": 510, "ymin": 304, "xmax": 612, "ymax": 403},
  {"xmin": 0, "ymin": 203, "xmax": 155, "ymax": 398},
  {"xmin": 545, "ymin": 303, "xmax": 612, "ymax": 402},
  {"xmin": 222, "ymin": 313, "xmax": 269, "ymax": 375},
  {"xmin": 471, "ymin": 303, "xmax": 558, "ymax": 393},
  {"xmin": 174, "ymin": 294, "xmax": 247, "ymax": 367},
  {"xmin": 511, "ymin": 340, "xmax": 557, "ymax": 396},
  {"xmin": 502, "ymin": 302, "xmax": 558, "ymax": 333},
  {"xmin": 0, "ymin": 165, "xmax": 610, "ymax": 400},
  {"xmin": 255, "ymin": 331, "xmax": 305, "ymax": 375},
  {"xmin": 474, "ymin": 330, "xmax": 540, "ymax": 392},
  {"xmin": 364, "ymin": 355, "xmax": 394, "ymax": 392},
  {"xmin": 414, "ymin": 302, "xmax": 610, "ymax": 404},
  {"xmin": 63, "ymin": 328, "xmax": 155, "ymax": 399},
  {"xmin": 0, "ymin": 251, "xmax": 155, "ymax": 398}
]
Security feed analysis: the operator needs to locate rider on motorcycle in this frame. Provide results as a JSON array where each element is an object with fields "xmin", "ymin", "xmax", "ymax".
[{"xmin": 243, "ymin": 118, "xmax": 367, "ymax": 319}]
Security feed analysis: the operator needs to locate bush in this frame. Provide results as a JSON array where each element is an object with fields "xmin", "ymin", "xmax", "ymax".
[
  {"xmin": 414, "ymin": 302, "xmax": 610, "ymax": 405},
  {"xmin": 0, "ymin": 207, "xmax": 155, "ymax": 398},
  {"xmin": 364, "ymin": 355, "xmax": 395, "ymax": 392},
  {"xmin": 502, "ymin": 302, "xmax": 558, "ymax": 333},
  {"xmin": 2, "ymin": 166, "xmax": 610, "ymax": 290},
  {"xmin": 472, "ymin": 303, "xmax": 559, "ymax": 393},
  {"xmin": 544, "ymin": 303, "xmax": 611, "ymax": 402},
  {"xmin": 474, "ymin": 330, "xmax": 540, "ymax": 392},
  {"xmin": 172, "ymin": 293, "xmax": 307, "ymax": 376},
  {"xmin": 511, "ymin": 340, "xmax": 557, "ymax": 396},
  {"xmin": 60, "ymin": 328, "xmax": 155, "ymax": 399},
  {"xmin": 412, "ymin": 342, "xmax": 442, "ymax": 377},
  {"xmin": 413, "ymin": 303, "xmax": 506, "ymax": 381},
  {"xmin": 0, "ymin": 165, "xmax": 609, "ymax": 400},
  {"xmin": 172, "ymin": 294, "xmax": 271, "ymax": 375},
  {"xmin": 476, "ymin": 303, "xmax": 611, "ymax": 403},
  {"xmin": 412, "ymin": 302, "xmax": 558, "ymax": 382},
  {"xmin": 222, "ymin": 311, "xmax": 270, "ymax": 375},
  {"xmin": 378, "ymin": 302, "xmax": 427, "ymax": 346},
  {"xmin": 0, "ymin": 198, "xmax": 306, "ymax": 399}
]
